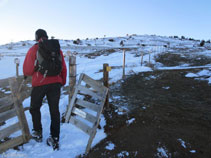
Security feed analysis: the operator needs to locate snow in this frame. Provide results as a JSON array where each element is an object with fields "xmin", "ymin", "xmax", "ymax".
[
  {"xmin": 127, "ymin": 118, "xmax": 135, "ymax": 125},
  {"xmin": 190, "ymin": 150, "xmax": 196, "ymax": 153},
  {"xmin": 105, "ymin": 142, "xmax": 115, "ymax": 150},
  {"xmin": 157, "ymin": 147, "xmax": 168, "ymax": 158},
  {"xmin": 178, "ymin": 138, "xmax": 187, "ymax": 148},
  {"xmin": 0, "ymin": 34, "xmax": 211, "ymax": 157}
]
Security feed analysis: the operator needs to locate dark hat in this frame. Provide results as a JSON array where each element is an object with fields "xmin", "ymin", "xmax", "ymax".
[{"xmin": 35, "ymin": 29, "xmax": 48, "ymax": 41}]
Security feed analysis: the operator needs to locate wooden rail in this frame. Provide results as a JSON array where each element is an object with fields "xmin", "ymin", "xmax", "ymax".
[
  {"xmin": 65, "ymin": 73, "xmax": 108, "ymax": 154},
  {"xmin": 0, "ymin": 77, "xmax": 31, "ymax": 153}
]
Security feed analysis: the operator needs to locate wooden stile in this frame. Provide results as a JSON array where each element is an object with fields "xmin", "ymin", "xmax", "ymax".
[
  {"xmin": 0, "ymin": 122, "xmax": 20, "ymax": 140},
  {"xmin": 0, "ymin": 77, "xmax": 31, "ymax": 154},
  {"xmin": 65, "ymin": 73, "xmax": 108, "ymax": 154},
  {"xmin": 9, "ymin": 78, "xmax": 31, "ymax": 142}
]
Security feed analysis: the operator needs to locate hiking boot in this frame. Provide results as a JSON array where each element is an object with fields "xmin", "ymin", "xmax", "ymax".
[
  {"xmin": 31, "ymin": 129, "xmax": 42, "ymax": 142},
  {"xmin": 46, "ymin": 136, "xmax": 59, "ymax": 150}
]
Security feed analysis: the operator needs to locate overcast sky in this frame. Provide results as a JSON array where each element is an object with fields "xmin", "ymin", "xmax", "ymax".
[{"xmin": 0, "ymin": 0, "xmax": 210, "ymax": 44}]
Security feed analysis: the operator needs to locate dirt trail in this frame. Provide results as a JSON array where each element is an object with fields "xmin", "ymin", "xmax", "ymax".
[{"xmin": 84, "ymin": 69, "xmax": 211, "ymax": 158}]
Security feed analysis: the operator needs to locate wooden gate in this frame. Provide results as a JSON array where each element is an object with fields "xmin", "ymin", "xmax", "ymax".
[
  {"xmin": 65, "ymin": 73, "xmax": 108, "ymax": 154},
  {"xmin": 0, "ymin": 77, "xmax": 31, "ymax": 153}
]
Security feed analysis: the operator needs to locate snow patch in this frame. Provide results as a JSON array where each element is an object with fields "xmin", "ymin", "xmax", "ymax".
[{"xmin": 105, "ymin": 142, "xmax": 115, "ymax": 150}]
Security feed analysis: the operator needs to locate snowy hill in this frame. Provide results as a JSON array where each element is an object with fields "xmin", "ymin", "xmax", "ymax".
[{"xmin": 0, "ymin": 34, "xmax": 211, "ymax": 157}]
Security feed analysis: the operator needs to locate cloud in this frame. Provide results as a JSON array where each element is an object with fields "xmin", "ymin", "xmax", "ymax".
[{"xmin": 0, "ymin": 0, "xmax": 9, "ymax": 8}]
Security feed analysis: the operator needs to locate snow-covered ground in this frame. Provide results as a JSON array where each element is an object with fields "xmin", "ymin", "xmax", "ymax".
[{"xmin": 0, "ymin": 35, "xmax": 211, "ymax": 157}]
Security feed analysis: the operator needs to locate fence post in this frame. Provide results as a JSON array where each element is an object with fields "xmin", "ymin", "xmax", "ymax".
[
  {"xmin": 148, "ymin": 51, "xmax": 151, "ymax": 66},
  {"xmin": 14, "ymin": 58, "xmax": 20, "ymax": 78},
  {"xmin": 141, "ymin": 52, "xmax": 144, "ymax": 66},
  {"xmin": 68, "ymin": 53, "xmax": 76, "ymax": 104},
  {"xmin": 122, "ymin": 49, "xmax": 125, "ymax": 78},
  {"xmin": 103, "ymin": 63, "xmax": 109, "ymax": 108}
]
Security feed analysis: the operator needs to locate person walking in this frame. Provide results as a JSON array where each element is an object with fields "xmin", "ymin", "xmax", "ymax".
[{"xmin": 23, "ymin": 29, "xmax": 67, "ymax": 150}]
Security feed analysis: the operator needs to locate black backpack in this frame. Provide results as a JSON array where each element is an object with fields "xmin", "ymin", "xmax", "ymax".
[{"xmin": 34, "ymin": 39, "xmax": 62, "ymax": 77}]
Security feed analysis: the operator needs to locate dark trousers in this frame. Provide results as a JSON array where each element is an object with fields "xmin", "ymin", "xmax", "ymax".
[{"xmin": 30, "ymin": 83, "xmax": 61, "ymax": 138}]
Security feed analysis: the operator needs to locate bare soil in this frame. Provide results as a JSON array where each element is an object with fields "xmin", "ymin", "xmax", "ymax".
[{"xmin": 83, "ymin": 68, "xmax": 211, "ymax": 158}]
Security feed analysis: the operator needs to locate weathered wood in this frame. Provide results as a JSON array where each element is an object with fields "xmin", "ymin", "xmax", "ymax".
[
  {"xmin": 85, "ymin": 87, "xmax": 108, "ymax": 154},
  {"xmin": 9, "ymin": 78, "xmax": 30, "ymax": 143},
  {"xmin": 148, "ymin": 51, "xmax": 151, "ymax": 65},
  {"xmin": 77, "ymin": 85, "xmax": 103, "ymax": 100},
  {"xmin": 0, "ymin": 92, "xmax": 30, "ymax": 114},
  {"xmin": 72, "ymin": 107, "xmax": 97, "ymax": 124},
  {"xmin": 0, "ymin": 136, "xmax": 24, "ymax": 154},
  {"xmin": 0, "ymin": 75, "xmax": 28, "ymax": 88},
  {"xmin": 103, "ymin": 64, "xmax": 109, "ymax": 108},
  {"xmin": 72, "ymin": 107, "xmax": 87, "ymax": 119},
  {"xmin": 69, "ymin": 55, "xmax": 76, "ymax": 104},
  {"xmin": 0, "ymin": 77, "xmax": 10, "ymax": 87},
  {"xmin": 141, "ymin": 52, "xmax": 144, "ymax": 66},
  {"xmin": 69, "ymin": 117, "xmax": 93, "ymax": 135},
  {"xmin": 76, "ymin": 99, "xmax": 100, "ymax": 112},
  {"xmin": 0, "ymin": 122, "xmax": 20, "ymax": 140},
  {"xmin": 82, "ymin": 73, "xmax": 105, "ymax": 93},
  {"xmin": 65, "ymin": 74, "xmax": 84, "ymax": 122},
  {"xmin": 65, "ymin": 73, "xmax": 109, "ymax": 154},
  {"xmin": 0, "ymin": 98, "xmax": 13, "ymax": 113},
  {"xmin": 122, "ymin": 50, "xmax": 126, "ymax": 78},
  {"xmin": 0, "ymin": 109, "xmax": 16, "ymax": 124}
]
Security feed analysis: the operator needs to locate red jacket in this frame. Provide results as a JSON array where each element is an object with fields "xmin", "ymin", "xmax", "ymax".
[{"xmin": 23, "ymin": 43, "xmax": 67, "ymax": 87}]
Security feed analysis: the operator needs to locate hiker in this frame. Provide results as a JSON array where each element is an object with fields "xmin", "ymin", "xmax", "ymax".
[{"xmin": 23, "ymin": 29, "xmax": 67, "ymax": 150}]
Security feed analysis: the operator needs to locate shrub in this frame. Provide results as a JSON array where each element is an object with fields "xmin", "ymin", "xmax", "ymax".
[
  {"xmin": 200, "ymin": 40, "xmax": 205, "ymax": 47},
  {"xmin": 181, "ymin": 36, "xmax": 185, "ymax": 40},
  {"xmin": 206, "ymin": 40, "xmax": 210, "ymax": 43},
  {"xmin": 174, "ymin": 36, "xmax": 178, "ymax": 38},
  {"xmin": 120, "ymin": 41, "xmax": 124, "ymax": 46},
  {"xmin": 108, "ymin": 39, "xmax": 114, "ymax": 42},
  {"xmin": 73, "ymin": 38, "xmax": 81, "ymax": 45}
]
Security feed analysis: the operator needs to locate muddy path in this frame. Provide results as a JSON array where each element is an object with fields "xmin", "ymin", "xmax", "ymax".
[{"xmin": 84, "ymin": 69, "xmax": 211, "ymax": 158}]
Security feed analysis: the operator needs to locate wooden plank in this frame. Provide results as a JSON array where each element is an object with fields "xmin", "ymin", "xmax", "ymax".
[
  {"xmin": 69, "ymin": 56, "xmax": 76, "ymax": 104},
  {"xmin": 0, "ymin": 122, "xmax": 20, "ymax": 140},
  {"xmin": 0, "ymin": 136, "xmax": 24, "ymax": 154},
  {"xmin": 0, "ymin": 75, "xmax": 27, "ymax": 88},
  {"xmin": 82, "ymin": 73, "xmax": 105, "ymax": 93},
  {"xmin": 76, "ymin": 99, "xmax": 100, "ymax": 112},
  {"xmin": 0, "ymin": 109, "xmax": 16, "ymax": 124},
  {"xmin": 85, "ymin": 87, "xmax": 108, "ymax": 154},
  {"xmin": 24, "ymin": 107, "xmax": 30, "ymax": 111},
  {"xmin": 72, "ymin": 107, "xmax": 87, "ymax": 119},
  {"xmin": 69, "ymin": 116, "xmax": 93, "ymax": 136},
  {"xmin": 78, "ymin": 85, "xmax": 103, "ymax": 100},
  {"xmin": 0, "ymin": 77, "xmax": 10, "ymax": 87},
  {"xmin": 65, "ymin": 74, "xmax": 84, "ymax": 122},
  {"xmin": 72, "ymin": 107, "xmax": 97, "ymax": 124},
  {"xmin": 0, "ymin": 89, "xmax": 31, "ymax": 114},
  {"xmin": 9, "ymin": 78, "xmax": 31, "ymax": 143},
  {"xmin": 0, "ymin": 99, "xmax": 13, "ymax": 114}
]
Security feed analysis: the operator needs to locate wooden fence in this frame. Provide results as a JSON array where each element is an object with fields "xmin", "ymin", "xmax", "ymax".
[
  {"xmin": 65, "ymin": 73, "xmax": 108, "ymax": 154},
  {"xmin": 0, "ymin": 76, "xmax": 31, "ymax": 154}
]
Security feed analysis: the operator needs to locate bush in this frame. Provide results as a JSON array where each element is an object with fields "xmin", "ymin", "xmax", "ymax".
[
  {"xmin": 174, "ymin": 36, "xmax": 178, "ymax": 38},
  {"xmin": 73, "ymin": 38, "xmax": 81, "ymax": 45},
  {"xmin": 120, "ymin": 41, "xmax": 124, "ymax": 46},
  {"xmin": 108, "ymin": 39, "xmax": 114, "ymax": 42},
  {"xmin": 206, "ymin": 40, "xmax": 210, "ymax": 43},
  {"xmin": 181, "ymin": 36, "xmax": 185, "ymax": 40},
  {"xmin": 200, "ymin": 40, "xmax": 205, "ymax": 47}
]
